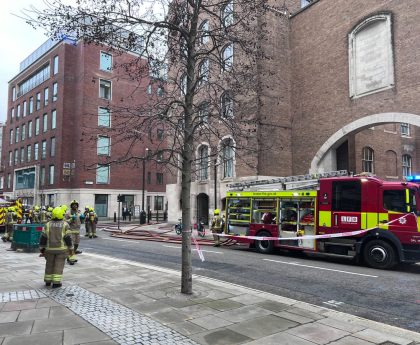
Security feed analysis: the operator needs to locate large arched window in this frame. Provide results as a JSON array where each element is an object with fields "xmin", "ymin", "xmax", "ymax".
[
  {"xmin": 198, "ymin": 20, "xmax": 210, "ymax": 45},
  {"xmin": 198, "ymin": 59, "xmax": 209, "ymax": 85},
  {"xmin": 221, "ymin": 1, "xmax": 234, "ymax": 28},
  {"xmin": 349, "ymin": 13, "xmax": 394, "ymax": 98},
  {"xmin": 198, "ymin": 101, "xmax": 209, "ymax": 123},
  {"xmin": 198, "ymin": 145, "xmax": 209, "ymax": 181},
  {"xmin": 221, "ymin": 44, "xmax": 233, "ymax": 71},
  {"xmin": 222, "ymin": 138, "xmax": 235, "ymax": 178},
  {"xmin": 402, "ymin": 154, "xmax": 412, "ymax": 177},
  {"xmin": 362, "ymin": 147, "xmax": 374, "ymax": 173},
  {"xmin": 221, "ymin": 91, "xmax": 234, "ymax": 118},
  {"xmin": 180, "ymin": 73, "xmax": 187, "ymax": 95}
]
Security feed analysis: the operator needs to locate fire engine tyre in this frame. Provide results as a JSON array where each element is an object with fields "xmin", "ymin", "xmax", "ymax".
[
  {"xmin": 255, "ymin": 231, "xmax": 274, "ymax": 254},
  {"xmin": 363, "ymin": 239, "xmax": 397, "ymax": 269}
]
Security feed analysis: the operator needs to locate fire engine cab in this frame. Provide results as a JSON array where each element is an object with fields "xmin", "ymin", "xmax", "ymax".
[{"xmin": 225, "ymin": 172, "xmax": 420, "ymax": 269}]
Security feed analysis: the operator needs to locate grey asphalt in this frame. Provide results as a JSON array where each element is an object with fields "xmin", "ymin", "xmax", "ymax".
[{"xmin": 0, "ymin": 225, "xmax": 419, "ymax": 344}]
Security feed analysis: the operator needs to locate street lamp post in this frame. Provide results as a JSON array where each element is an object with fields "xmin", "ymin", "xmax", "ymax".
[{"xmin": 140, "ymin": 148, "xmax": 149, "ymax": 224}]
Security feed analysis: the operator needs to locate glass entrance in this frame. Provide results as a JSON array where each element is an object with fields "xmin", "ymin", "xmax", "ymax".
[{"xmin": 95, "ymin": 194, "xmax": 108, "ymax": 217}]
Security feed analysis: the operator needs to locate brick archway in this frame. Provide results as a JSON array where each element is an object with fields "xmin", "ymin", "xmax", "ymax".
[{"xmin": 310, "ymin": 112, "xmax": 420, "ymax": 173}]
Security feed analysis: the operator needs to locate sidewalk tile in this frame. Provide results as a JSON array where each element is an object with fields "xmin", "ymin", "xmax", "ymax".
[
  {"xmin": 32, "ymin": 315, "xmax": 91, "ymax": 333},
  {"xmin": 63, "ymin": 326, "xmax": 112, "ymax": 345},
  {"xmin": 18, "ymin": 307, "xmax": 50, "ymax": 321},
  {"xmin": 160, "ymin": 297, "xmax": 199, "ymax": 308},
  {"xmin": 316, "ymin": 318, "xmax": 366, "ymax": 333},
  {"xmin": 49, "ymin": 306, "xmax": 75, "ymax": 318},
  {"xmin": 169, "ymin": 321, "xmax": 207, "ymax": 336},
  {"xmin": 228, "ymin": 314, "xmax": 298, "ymax": 340},
  {"xmin": 0, "ymin": 320, "xmax": 33, "ymax": 337},
  {"xmin": 218, "ymin": 305, "xmax": 272, "ymax": 323},
  {"xmin": 151, "ymin": 309, "xmax": 191, "ymax": 324},
  {"xmin": 353, "ymin": 329, "xmax": 413, "ymax": 345},
  {"xmin": 228, "ymin": 294, "xmax": 266, "ymax": 305},
  {"xmin": 190, "ymin": 314, "xmax": 234, "ymax": 330},
  {"xmin": 328, "ymin": 336, "xmax": 375, "ymax": 345},
  {"xmin": 0, "ymin": 311, "xmax": 19, "ymax": 324},
  {"xmin": 129, "ymin": 300, "xmax": 172, "ymax": 314},
  {"xmin": 285, "ymin": 307, "xmax": 326, "ymax": 321},
  {"xmin": 191, "ymin": 328, "xmax": 251, "ymax": 345},
  {"xmin": 256, "ymin": 300, "xmax": 290, "ymax": 313},
  {"xmin": 1, "ymin": 330, "xmax": 63, "ymax": 345},
  {"xmin": 35, "ymin": 298, "xmax": 60, "ymax": 309},
  {"xmin": 292, "ymin": 302, "xmax": 327, "ymax": 314},
  {"xmin": 78, "ymin": 341, "xmax": 118, "ymax": 345},
  {"xmin": 178, "ymin": 304, "xmax": 218, "ymax": 318},
  {"xmin": 203, "ymin": 299, "xmax": 244, "ymax": 311},
  {"xmin": 244, "ymin": 332, "xmax": 320, "ymax": 345},
  {"xmin": 2, "ymin": 300, "xmax": 38, "ymax": 312},
  {"xmin": 286, "ymin": 323, "xmax": 349, "ymax": 344}
]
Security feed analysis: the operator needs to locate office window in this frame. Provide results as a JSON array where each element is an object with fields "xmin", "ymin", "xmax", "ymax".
[
  {"xmin": 156, "ymin": 173, "xmax": 164, "ymax": 185},
  {"xmin": 7, "ymin": 174, "xmax": 11, "ymax": 189},
  {"xmin": 198, "ymin": 102, "xmax": 209, "ymax": 123},
  {"xmin": 221, "ymin": 0, "xmax": 234, "ymax": 28},
  {"xmin": 48, "ymin": 165, "xmax": 55, "ymax": 185},
  {"xmin": 222, "ymin": 139, "xmax": 234, "ymax": 178},
  {"xmin": 98, "ymin": 107, "xmax": 110, "ymax": 127},
  {"xmin": 221, "ymin": 44, "xmax": 233, "ymax": 71},
  {"xmin": 9, "ymin": 129, "xmax": 13, "ymax": 145},
  {"xmin": 8, "ymin": 151, "xmax": 12, "ymax": 166},
  {"xmin": 14, "ymin": 149, "xmax": 18, "ymax": 165},
  {"xmin": 27, "ymin": 145, "xmax": 31, "ymax": 162},
  {"xmin": 44, "ymin": 87, "xmax": 49, "ymax": 106},
  {"xmin": 29, "ymin": 97, "xmax": 33, "ymax": 114},
  {"xmin": 35, "ymin": 118, "xmax": 40, "ymax": 135},
  {"xmin": 41, "ymin": 140, "xmax": 47, "ymax": 159},
  {"xmin": 40, "ymin": 166, "xmax": 46, "ymax": 186},
  {"xmin": 10, "ymin": 108, "xmax": 14, "ymax": 121},
  {"xmin": 53, "ymin": 55, "xmax": 59, "ymax": 75},
  {"xmin": 362, "ymin": 147, "xmax": 374, "ymax": 173},
  {"xmin": 97, "ymin": 136, "xmax": 110, "ymax": 155},
  {"xmin": 20, "ymin": 148, "xmax": 25, "ymax": 163},
  {"xmin": 50, "ymin": 137, "xmax": 56, "ymax": 157},
  {"xmin": 51, "ymin": 110, "xmax": 57, "ymax": 129},
  {"xmin": 17, "ymin": 104, "xmax": 21, "ymax": 119},
  {"xmin": 52, "ymin": 82, "xmax": 58, "ymax": 101},
  {"xmin": 198, "ymin": 20, "xmax": 210, "ymax": 45},
  {"xmin": 34, "ymin": 143, "xmax": 39, "ymax": 160},
  {"xmin": 401, "ymin": 123, "xmax": 410, "ymax": 136},
  {"xmin": 15, "ymin": 127, "xmax": 19, "ymax": 143},
  {"xmin": 36, "ymin": 92, "xmax": 41, "ymax": 110},
  {"xmin": 12, "ymin": 87, "xmax": 16, "ymax": 101},
  {"xmin": 23, "ymin": 101, "xmax": 27, "ymax": 117},
  {"xmin": 154, "ymin": 196, "xmax": 164, "ymax": 211},
  {"xmin": 99, "ymin": 79, "xmax": 111, "ymax": 99},
  {"xmin": 221, "ymin": 92, "xmax": 234, "ymax": 118},
  {"xmin": 402, "ymin": 154, "xmax": 412, "ymax": 176},
  {"xmin": 198, "ymin": 145, "xmax": 209, "ymax": 180},
  {"xmin": 146, "ymin": 171, "xmax": 151, "ymax": 184},
  {"xmin": 21, "ymin": 124, "xmax": 26, "ymax": 141},
  {"xmin": 96, "ymin": 165, "xmax": 110, "ymax": 184},
  {"xmin": 43, "ymin": 113, "xmax": 48, "ymax": 132},
  {"xmin": 100, "ymin": 52, "xmax": 112, "ymax": 71},
  {"xmin": 28, "ymin": 121, "xmax": 32, "ymax": 138}
]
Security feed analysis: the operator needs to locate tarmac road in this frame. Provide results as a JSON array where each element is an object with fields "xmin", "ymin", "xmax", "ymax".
[{"xmin": 80, "ymin": 226, "xmax": 420, "ymax": 332}]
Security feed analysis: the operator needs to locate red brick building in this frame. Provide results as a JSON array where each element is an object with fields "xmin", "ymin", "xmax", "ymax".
[{"xmin": 2, "ymin": 38, "xmax": 166, "ymax": 217}]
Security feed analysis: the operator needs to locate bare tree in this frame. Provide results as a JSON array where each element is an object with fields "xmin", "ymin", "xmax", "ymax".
[{"xmin": 24, "ymin": 0, "xmax": 284, "ymax": 294}]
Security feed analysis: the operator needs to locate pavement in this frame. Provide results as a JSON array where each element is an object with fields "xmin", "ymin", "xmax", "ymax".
[{"xmin": 0, "ymin": 224, "xmax": 419, "ymax": 345}]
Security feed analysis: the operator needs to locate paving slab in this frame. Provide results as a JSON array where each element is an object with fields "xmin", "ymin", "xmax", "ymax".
[
  {"xmin": 0, "ymin": 320, "xmax": 33, "ymax": 337},
  {"xmin": 79, "ymin": 341, "xmax": 118, "ymax": 345},
  {"xmin": 168, "ymin": 321, "xmax": 207, "ymax": 336},
  {"xmin": 0, "ymin": 311, "xmax": 19, "ymax": 324},
  {"xmin": 178, "ymin": 304, "xmax": 218, "ymax": 318},
  {"xmin": 2, "ymin": 300, "xmax": 38, "ymax": 312},
  {"xmin": 203, "ymin": 299, "xmax": 244, "ymax": 311},
  {"xmin": 285, "ymin": 307, "xmax": 326, "ymax": 321},
  {"xmin": 17, "ymin": 307, "xmax": 50, "ymax": 321},
  {"xmin": 35, "ymin": 298, "xmax": 61, "ymax": 309},
  {"xmin": 353, "ymin": 328, "xmax": 414, "ymax": 345},
  {"xmin": 228, "ymin": 294, "xmax": 266, "ymax": 305},
  {"xmin": 129, "ymin": 300, "xmax": 173, "ymax": 314},
  {"xmin": 316, "ymin": 317, "xmax": 366, "ymax": 333},
  {"xmin": 328, "ymin": 336, "xmax": 376, "ymax": 345},
  {"xmin": 256, "ymin": 300, "xmax": 290, "ymax": 313},
  {"xmin": 151, "ymin": 309, "xmax": 192, "ymax": 324},
  {"xmin": 217, "ymin": 305, "xmax": 272, "ymax": 323},
  {"xmin": 286, "ymin": 322, "xmax": 350, "ymax": 344},
  {"xmin": 1, "ymin": 330, "xmax": 63, "ymax": 345},
  {"xmin": 63, "ymin": 326, "xmax": 112, "ymax": 345},
  {"xmin": 190, "ymin": 314, "xmax": 234, "ymax": 330},
  {"xmin": 32, "ymin": 315, "xmax": 91, "ymax": 333},
  {"xmin": 244, "ymin": 332, "xmax": 322, "ymax": 345},
  {"xmin": 48, "ymin": 306, "xmax": 75, "ymax": 318},
  {"xmin": 191, "ymin": 328, "xmax": 251, "ymax": 345}
]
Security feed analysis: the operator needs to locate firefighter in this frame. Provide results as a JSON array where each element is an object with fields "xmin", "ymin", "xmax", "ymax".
[
  {"xmin": 67, "ymin": 200, "xmax": 82, "ymax": 264},
  {"xmin": 46, "ymin": 207, "xmax": 53, "ymax": 221},
  {"xmin": 33, "ymin": 206, "xmax": 41, "ymax": 223},
  {"xmin": 2, "ymin": 207, "xmax": 17, "ymax": 242},
  {"xmin": 87, "ymin": 207, "xmax": 98, "ymax": 238},
  {"xmin": 210, "ymin": 209, "xmax": 224, "ymax": 247},
  {"xmin": 39, "ymin": 206, "xmax": 73, "ymax": 288},
  {"xmin": 83, "ymin": 206, "xmax": 90, "ymax": 237},
  {"xmin": 40, "ymin": 206, "xmax": 48, "ymax": 224}
]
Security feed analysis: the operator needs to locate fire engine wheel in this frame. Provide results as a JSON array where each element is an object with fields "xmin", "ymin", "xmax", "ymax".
[
  {"xmin": 255, "ymin": 231, "xmax": 274, "ymax": 254},
  {"xmin": 363, "ymin": 239, "xmax": 397, "ymax": 269}
]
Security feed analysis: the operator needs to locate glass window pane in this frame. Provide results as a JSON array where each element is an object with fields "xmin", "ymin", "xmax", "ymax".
[
  {"xmin": 100, "ymin": 52, "xmax": 112, "ymax": 71},
  {"xmin": 96, "ymin": 165, "xmax": 110, "ymax": 184},
  {"xmin": 98, "ymin": 107, "xmax": 110, "ymax": 127},
  {"xmin": 97, "ymin": 136, "xmax": 110, "ymax": 155}
]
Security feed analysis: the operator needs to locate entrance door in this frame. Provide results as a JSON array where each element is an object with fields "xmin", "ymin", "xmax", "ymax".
[
  {"xmin": 197, "ymin": 193, "xmax": 209, "ymax": 225},
  {"xmin": 95, "ymin": 194, "xmax": 108, "ymax": 217}
]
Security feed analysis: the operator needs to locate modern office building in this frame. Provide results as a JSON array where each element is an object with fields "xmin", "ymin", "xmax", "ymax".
[{"xmin": 2, "ymin": 38, "xmax": 166, "ymax": 217}]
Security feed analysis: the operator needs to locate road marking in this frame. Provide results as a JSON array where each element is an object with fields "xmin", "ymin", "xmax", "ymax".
[
  {"xmin": 101, "ymin": 238, "xmax": 139, "ymax": 244},
  {"xmin": 263, "ymin": 259, "xmax": 378, "ymax": 278},
  {"xmin": 163, "ymin": 245, "xmax": 223, "ymax": 254},
  {"xmin": 323, "ymin": 300, "xmax": 344, "ymax": 308}
]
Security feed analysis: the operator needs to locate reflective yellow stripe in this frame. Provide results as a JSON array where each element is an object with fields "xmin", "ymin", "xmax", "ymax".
[
  {"xmin": 44, "ymin": 274, "xmax": 52, "ymax": 281},
  {"xmin": 227, "ymin": 191, "xmax": 317, "ymax": 197},
  {"xmin": 378, "ymin": 212, "xmax": 388, "ymax": 230},
  {"xmin": 366, "ymin": 212, "xmax": 378, "ymax": 229},
  {"xmin": 318, "ymin": 211, "xmax": 331, "ymax": 227},
  {"xmin": 361, "ymin": 212, "xmax": 367, "ymax": 229},
  {"xmin": 52, "ymin": 274, "xmax": 62, "ymax": 282}
]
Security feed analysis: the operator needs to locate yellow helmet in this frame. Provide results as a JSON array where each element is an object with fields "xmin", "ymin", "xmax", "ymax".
[
  {"xmin": 70, "ymin": 200, "xmax": 79, "ymax": 207},
  {"xmin": 8, "ymin": 207, "xmax": 14, "ymax": 212},
  {"xmin": 214, "ymin": 209, "xmax": 220, "ymax": 215},
  {"xmin": 34, "ymin": 205, "xmax": 40, "ymax": 211},
  {"xmin": 89, "ymin": 207, "xmax": 94, "ymax": 212},
  {"xmin": 52, "ymin": 207, "xmax": 65, "ymax": 220},
  {"xmin": 48, "ymin": 207, "xmax": 53, "ymax": 212},
  {"xmin": 60, "ymin": 204, "xmax": 68, "ymax": 212}
]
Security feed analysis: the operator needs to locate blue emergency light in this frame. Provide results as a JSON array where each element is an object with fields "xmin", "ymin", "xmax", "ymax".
[{"xmin": 405, "ymin": 175, "xmax": 420, "ymax": 182}]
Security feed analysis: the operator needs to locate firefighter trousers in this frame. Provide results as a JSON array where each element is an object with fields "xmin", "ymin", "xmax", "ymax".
[
  {"xmin": 5, "ymin": 224, "xmax": 14, "ymax": 240},
  {"xmin": 68, "ymin": 233, "xmax": 80, "ymax": 263},
  {"xmin": 44, "ymin": 251, "xmax": 67, "ymax": 284},
  {"xmin": 87, "ymin": 222, "xmax": 97, "ymax": 237}
]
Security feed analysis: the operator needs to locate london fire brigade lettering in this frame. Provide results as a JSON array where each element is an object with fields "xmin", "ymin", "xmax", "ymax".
[{"xmin": 341, "ymin": 216, "xmax": 358, "ymax": 224}]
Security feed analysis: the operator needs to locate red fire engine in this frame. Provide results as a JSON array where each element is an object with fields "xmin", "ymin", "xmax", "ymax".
[{"xmin": 225, "ymin": 172, "xmax": 420, "ymax": 269}]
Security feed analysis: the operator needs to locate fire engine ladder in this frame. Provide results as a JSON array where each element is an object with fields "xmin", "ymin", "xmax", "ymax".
[{"xmin": 227, "ymin": 170, "xmax": 349, "ymax": 191}]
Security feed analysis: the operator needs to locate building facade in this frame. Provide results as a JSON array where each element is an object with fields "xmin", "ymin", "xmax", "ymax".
[{"xmin": 2, "ymin": 38, "xmax": 166, "ymax": 217}]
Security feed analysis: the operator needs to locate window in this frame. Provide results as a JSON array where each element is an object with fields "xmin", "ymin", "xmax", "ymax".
[
  {"xmin": 27, "ymin": 145, "xmax": 31, "ymax": 162},
  {"xmin": 198, "ymin": 102, "xmax": 209, "ymax": 123},
  {"xmin": 332, "ymin": 180, "xmax": 361, "ymax": 212},
  {"xmin": 21, "ymin": 124, "xmax": 26, "ymax": 141},
  {"xmin": 199, "ymin": 145, "xmax": 209, "ymax": 180},
  {"xmin": 221, "ymin": 92, "xmax": 234, "ymax": 118},
  {"xmin": 362, "ymin": 147, "xmax": 374, "ymax": 173},
  {"xmin": 15, "ymin": 127, "xmax": 19, "ymax": 143},
  {"xmin": 147, "ymin": 85, "xmax": 152, "ymax": 94},
  {"xmin": 96, "ymin": 165, "xmax": 110, "ymax": 184},
  {"xmin": 51, "ymin": 110, "xmax": 56, "ymax": 129},
  {"xmin": 198, "ymin": 20, "xmax": 210, "ymax": 45},
  {"xmin": 17, "ymin": 65, "xmax": 50, "ymax": 97},
  {"xmin": 14, "ymin": 149, "xmax": 18, "ymax": 165},
  {"xmin": 29, "ymin": 97, "xmax": 33, "ymax": 114},
  {"xmin": 8, "ymin": 151, "xmax": 12, "ymax": 166},
  {"xmin": 9, "ymin": 129, "xmax": 13, "ymax": 145},
  {"xmin": 301, "ymin": 0, "xmax": 312, "ymax": 8},
  {"xmin": 20, "ymin": 148, "xmax": 25, "ymax": 163},
  {"xmin": 35, "ymin": 118, "xmax": 40, "ymax": 135},
  {"xmin": 10, "ymin": 108, "xmax": 14, "ymax": 122},
  {"xmin": 17, "ymin": 104, "xmax": 21, "ymax": 119},
  {"xmin": 52, "ymin": 82, "xmax": 58, "ymax": 101},
  {"xmin": 36, "ymin": 92, "xmax": 41, "ymax": 110},
  {"xmin": 53, "ymin": 55, "xmax": 59, "ymax": 75},
  {"xmin": 156, "ymin": 173, "xmax": 164, "ymax": 185},
  {"xmin": 222, "ymin": 44, "xmax": 233, "ymax": 71},
  {"xmin": 44, "ymin": 88, "xmax": 49, "ymax": 106},
  {"xmin": 23, "ymin": 101, "xmax": 27, "ymax": 117},
  {"xmin": 28, "ymin": 121, "xmax": 32, "ymax": 138},
  {"xmin": 147, "ymin": 172, "xmax": 151, "ymax": 184},
  {"xmin": 402, "ymin": 154, "xmax": 412, "ymax": 176},
  {"xmin": 221, "ymin": 1, "xmax": 234, "ymax": 28},
  {"xmin": 99, "ymin": 79, "xmax": 111, "ymax": 99},
  {"xmin": 157, "ymin": 129, "xmax": 164, "ymax": 140},
  {"xmin": 180, "ymin": 73, "xmax": 187, "ymax": 95},
  {"xmin": 100, "ymin": 52, "xmax": 112, "ymax": 71},
  {"xmin": 7, "ymin": 174, "xmax": 11, "ymax": 189},
  {"xmin": 40, "ymin": 166, "xmax": 46, "ymax": 186},
  {"xmin": 41, "ymin": 140, "xmax": 47, "ymax": 159},
  {"xmin": 157, "ymin": 86, "xmax": 164, "ymax": 97},
  {"xmin": 34, "ymin": 143, "xmax": 39, "ymax": 160},
  {"xmin": 154, "ymin": 196, "xmax": 164, "ymax": 211},
  {"xmin": 98, "ymin": 107, "xmax": 111, "ymax": 127},
  {"xmin": 12, "ymin": 87, "xmax": 16, "ymax": 101},
  {"xmin": 50, "ymin": 137, "xmax": 56, "ymax": 157},
  {"xmin": 43, "ymin": 113, "xmax": 48, "ymax": 132},
  {"xmin": 198, "ymin": 59, "xmax": 209, "ymax": 85},
  {"xmin": 383, "ymin": 190, "xmax": 406, "ymax": 213},
  {"xmin": 48, "ymin": 165, "xmax": 55, "ymax": 185},
  {"xmin": 15, "ymin": 168, "xmax": 36, "ymax": 190},
  {"xmin": 222, "ymin": 139, "xmax": 234, "ymax": 178},
  {"xmin": 97, "ymin": 136, "xmax": 110, "ymax": 155},
  {"xmin": 401, "ymin": 123, "xmax": 410, "ymax": 136}
]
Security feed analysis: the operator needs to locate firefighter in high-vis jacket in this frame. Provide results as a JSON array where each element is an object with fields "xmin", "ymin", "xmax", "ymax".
[
  {"xmin": 87, "ymin": 207, "xmax": 98, "ymax": 238},
  {"xmin": 210, "ymin": 209, "xmax": 224, "ymax": 247},
  {"xmin": 2, "ymin": 207, "xmax": 17, "ymax": 242},
  {"xmin": 66, "ymin": 200, "xmax": 83, "ymax": 264},
  {"xmin": 83, "ymin": 206, "xmax": 90, "ymax": 237},
  {"xmin": 39, "ymin": 207, "xmax": 73, "ymax": 288},
  {"xmin": 40, "ymin": 206, "xmax": 48, "ymax": 224}
]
